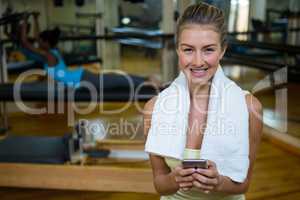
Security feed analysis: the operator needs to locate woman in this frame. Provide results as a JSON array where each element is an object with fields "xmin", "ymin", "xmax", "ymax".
[
  {"xmin": 20, "ymin": 13, "xmax": 159, "ymax": 90},
  {"xmin": 144, "ymin": 3, "xmax": 262, "ymax": 200}
]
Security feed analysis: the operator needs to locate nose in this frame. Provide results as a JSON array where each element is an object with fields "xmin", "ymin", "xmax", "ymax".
[{"xmin": 192, "ymin": 51, "xmax": 205, "ymax": 66}]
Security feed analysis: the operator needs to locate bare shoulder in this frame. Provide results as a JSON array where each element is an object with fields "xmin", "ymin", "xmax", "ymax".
[
  {"xmin": 143, "ymin": 96, "xmax": 158, "ymax": 115},
  {"xmin": 245, "ymin": 93, "xmax": 263, "ymax": 142},
  {"xmin": 245, "ymin": 93, "xmax": 263, "ymax": 115},
  {"xmin": 143, "ymin": 96, "xmax": 157, "ymax": 138}
]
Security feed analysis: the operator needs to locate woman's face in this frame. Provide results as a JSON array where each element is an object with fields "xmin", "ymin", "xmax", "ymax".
[{"xmin": 177, "ymin": 24, "xmax": 226, "ymax": 86}]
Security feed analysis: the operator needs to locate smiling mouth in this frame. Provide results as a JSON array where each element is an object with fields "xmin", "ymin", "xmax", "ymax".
[
  {"xmin": 188, "ymin": 67, "xmax": 209, "ymax": 78},
  {"xmin": 190, "ymin": 67, "xmax": 208, "ymax": 72}
]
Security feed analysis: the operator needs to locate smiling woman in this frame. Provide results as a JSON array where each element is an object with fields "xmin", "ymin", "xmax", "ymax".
[
  {"xmin": 177, "ymin": 24, "xmax": 225, "ymax": 88},
  {"xmin": 144, "ymin": 2, "xmax": 263, "ymax": 200},
  {"xmin": 175, "ymin": 2, "xmax": 227, "ymax": 90}
]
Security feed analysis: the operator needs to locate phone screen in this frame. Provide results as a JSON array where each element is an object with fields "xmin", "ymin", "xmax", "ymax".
[{"xmin": 182, "ymin": 159, "xmax": 208, "ymax": 169}]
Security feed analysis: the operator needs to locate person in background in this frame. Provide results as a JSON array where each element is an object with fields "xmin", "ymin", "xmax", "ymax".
[{"xmin": 20, "ymin": 12, "xmax": 160, "ymax": 90}]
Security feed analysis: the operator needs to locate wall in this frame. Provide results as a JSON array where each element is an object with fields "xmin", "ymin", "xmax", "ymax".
[
  {"xmin": 47, "ymin": 0, "xmax": 97, "ymax": 32},
  {"xmin": 1, "ymin": 0, "xmax": 48, "ymax": 31},
  {"xmin": 1, "ymin": 0, "xmax": 98, "ymax": 34}
]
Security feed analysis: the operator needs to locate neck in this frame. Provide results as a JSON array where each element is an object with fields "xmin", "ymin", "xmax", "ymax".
[{"xmin": 189, "ymin": 81, "xmax": 211, "ymax": 102}]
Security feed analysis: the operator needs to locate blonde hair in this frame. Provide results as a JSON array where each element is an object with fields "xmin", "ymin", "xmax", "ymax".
[{"xmin": 175, "ymin": 3, "xmax": 227, "ymax": 49}]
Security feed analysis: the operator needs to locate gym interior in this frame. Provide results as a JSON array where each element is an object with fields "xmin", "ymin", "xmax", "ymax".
[{"xmin": 0, "ymin": 0, "xmax": 299, "ymax": 200}]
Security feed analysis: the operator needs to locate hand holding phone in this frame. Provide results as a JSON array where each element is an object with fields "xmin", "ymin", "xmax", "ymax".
[{"xmin": 182, "ymin": 159, "xmax": 208, "ymax": 169}]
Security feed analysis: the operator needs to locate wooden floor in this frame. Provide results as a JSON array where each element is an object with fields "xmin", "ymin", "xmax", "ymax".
[
  {"xmin": 0, "ymin": 139, "xmax": 299, "ymax": 200},
  {"xmin": 1, "ymin": 47, "xmax": 300, "ymax": 199}
]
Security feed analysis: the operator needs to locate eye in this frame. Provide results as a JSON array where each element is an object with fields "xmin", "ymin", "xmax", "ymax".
[
  {"xmin": 205, "ymin": 48, "xmax": 215, "ymax": 52},
  {"xmin": 183, "ymin": 48, "xmax": 193, "ymax": 53}
]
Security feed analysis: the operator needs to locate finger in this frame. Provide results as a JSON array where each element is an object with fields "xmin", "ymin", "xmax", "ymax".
[
  {"xmin": 207, "ymin": 160, "xmax": 217, "ymax": 168},
  {"xmin": 175, "ymin": 175, "xmax": 194, "ymax": 183},
  {"xmin": 196, "ymin": 168, "xmax": 217, "ymax": 178},
  {"xmin": 174, "ymin": 166, "xmax": 183, "ymax": 172},
  {"xmin": 174, "ymin": 166, "xmax": 184, "ymax": 175},
  {"xmin": 179, "ymin": 168, "xmax": 196, "ymax": 177},
  {"xmin": 193, "ymin": 180, "xmax": 214, "ymax": 190},
  {"xmin": 192, "ymin": 173, "xmax": 218, "ymax": 186},
  {"xmin": 180, "ymin": 187, "xmax": 192, "ymax": 192},
  {"xmin": 179, "ymin": 182, "xmax": 193, "ymax": 188}
]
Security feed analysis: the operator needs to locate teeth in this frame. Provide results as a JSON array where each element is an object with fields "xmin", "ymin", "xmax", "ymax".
[{"xmin": 191, "ymin": 68, "xmax": 208, "ymax": 72}]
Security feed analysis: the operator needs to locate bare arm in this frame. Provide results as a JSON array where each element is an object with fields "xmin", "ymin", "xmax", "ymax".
[
  {"xmin": 144, "ymin": 97, "xmax": 178, "ymax": 195},
  {"xmin": 144, "ymin": 97, "xmax": 195, "ymax": 195},
  {"xmin": 192, "ymin": 94, "xmax": 263, "ymax": 194},
  {"xmin": 216, "ymin": 94, "xmax": 263, "ymax": 194},
  {"xmin": 32, "ymin": 12, "xmax": 40, "ymax": 40},
  {"xmin": 20, "ymin": 17, "xmax": 57, "ymax": 66}
]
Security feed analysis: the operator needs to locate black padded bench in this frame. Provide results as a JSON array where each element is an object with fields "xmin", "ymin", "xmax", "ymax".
[{"xmin": 0, "ymin": 81, "xmax": 159, "ymax": 102}]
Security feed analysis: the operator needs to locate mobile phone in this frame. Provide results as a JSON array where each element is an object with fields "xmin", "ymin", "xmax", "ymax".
[{"xmin": 182, "ymin": 159, "xmax": 208, "ymax": 169}]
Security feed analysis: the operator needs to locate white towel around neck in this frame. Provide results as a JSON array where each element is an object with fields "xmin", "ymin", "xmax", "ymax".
[{"xmin": 145, "ymin": 65, "xmax": 249, "ymax": 182}]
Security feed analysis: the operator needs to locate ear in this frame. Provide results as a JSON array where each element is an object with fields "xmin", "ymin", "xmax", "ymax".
[
  {"xmin": 219, "ymin": 44, "xmax": 227, "ymax": 59},
  {"xmin": 176, "ymin": 47, "xmax": 179, "ymax": 56}
]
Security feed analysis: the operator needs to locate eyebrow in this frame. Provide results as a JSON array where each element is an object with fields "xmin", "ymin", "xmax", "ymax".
[{"xmin": 180, "ymin": 43, "xmax": 218, "ymax": 48}]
